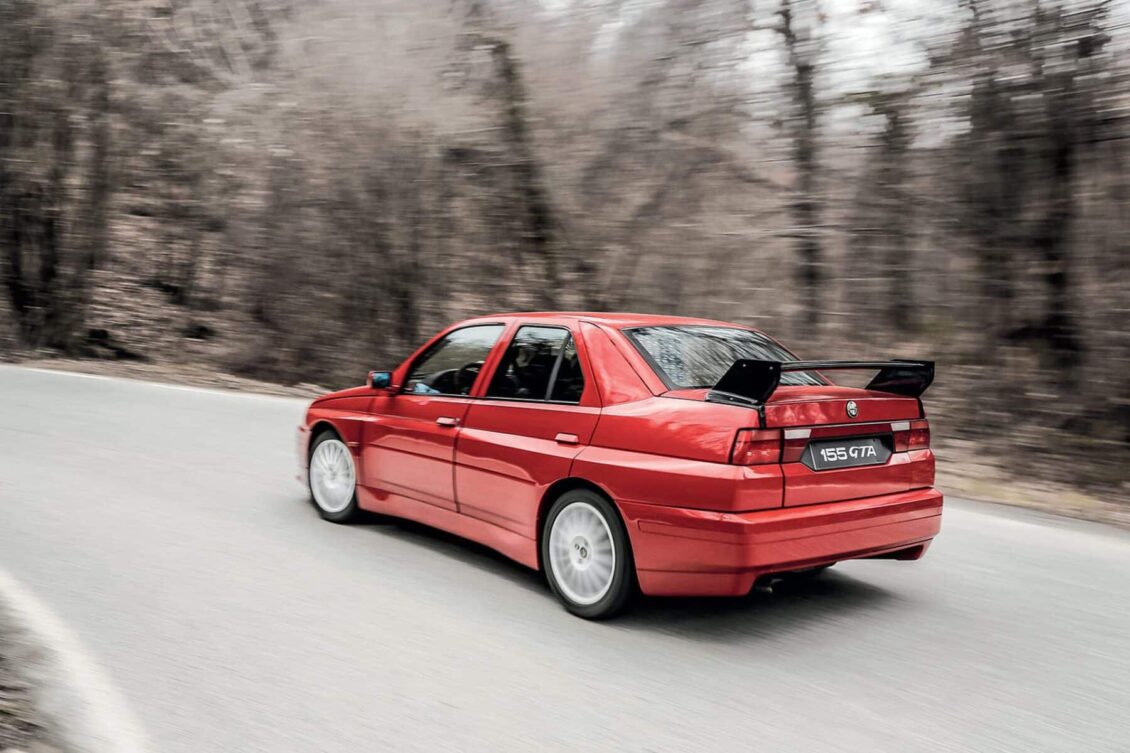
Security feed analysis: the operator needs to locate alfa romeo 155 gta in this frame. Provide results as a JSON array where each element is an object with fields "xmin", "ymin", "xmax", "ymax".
[{"xmin": 297, "ymin": 313, "xmax": 940, "ymax": 619}]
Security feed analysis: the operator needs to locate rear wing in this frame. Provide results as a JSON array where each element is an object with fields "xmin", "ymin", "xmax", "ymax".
[{"xmin": 709, "ymin": 359, "xmax": 935, "ymax": 406}]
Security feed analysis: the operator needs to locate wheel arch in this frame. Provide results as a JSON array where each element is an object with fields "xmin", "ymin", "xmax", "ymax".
[{"xmin": 307, "ymin": 420, "xmax": 341, "ymax": 453}]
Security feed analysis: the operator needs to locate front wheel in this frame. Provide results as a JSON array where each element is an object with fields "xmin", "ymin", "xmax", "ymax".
[
  {"xmin": 308, "ymin": 432, "xmax": 360, "ymax": 523},
  {"xmin": 542, "ymin": 490, "xmax": 634, "ymax": 620}
]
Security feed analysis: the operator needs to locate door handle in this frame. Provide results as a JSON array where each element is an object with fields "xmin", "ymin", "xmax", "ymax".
[
  {"xmin": 436, "ymin": 416, "xmax": 460, "ymax": 427},
  {"xmin": 554, "ymin": 433, "xmax": 579, "ymax": 445}
]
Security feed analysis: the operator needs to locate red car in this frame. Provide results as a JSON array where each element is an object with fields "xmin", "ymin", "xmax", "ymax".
[{"xmin": 297, "ymin": 313, "xmax": 941, "ymax": 619}]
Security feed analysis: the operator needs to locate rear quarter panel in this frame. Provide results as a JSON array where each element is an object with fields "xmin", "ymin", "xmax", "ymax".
[
  {"xmin": 576, "ymin": 397, "xmax": 783, "ymax": 513},
  {"xmin": 591, "ymin": 397, "xmax": 758, "ymax": 463}
]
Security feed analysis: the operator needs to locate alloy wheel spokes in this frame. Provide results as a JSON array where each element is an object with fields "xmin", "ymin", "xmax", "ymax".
[
  {"xmin": 549, "ymin": 501, "xmax": 616, "ymax": 606},
  {"xmin": 310, "ymin": 439, "xmax": 355, "ymax": 513}
]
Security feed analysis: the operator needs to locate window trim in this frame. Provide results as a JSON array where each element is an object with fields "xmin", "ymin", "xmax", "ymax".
[
  {"xmin": 477, "ymin": 396, "xmax": 587, "ymax": 407},
  {"xmin": 403, "ymin": 322, "xmax": 508, "ymax": 398},
  {"xmin": 482, "ymin": 324, "xmax": 584, "ymax": 406},
  {"xmin": 621, "ymin": 324, "xmax": 825, "ymax": 391},
  {"xmin": 548, "ymin": 333, "xmax": 584, "ymax": 404}
]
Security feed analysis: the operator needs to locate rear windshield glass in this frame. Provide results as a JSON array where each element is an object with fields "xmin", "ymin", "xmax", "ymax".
[{"xmin": 626, "ymin": 325, "xmax": 824, "ymax": 389}]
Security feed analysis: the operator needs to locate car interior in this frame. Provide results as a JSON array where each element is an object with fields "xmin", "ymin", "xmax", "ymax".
[{"xmin": 488, "ymin": 331, "xmax": 584, "ymax": 403}]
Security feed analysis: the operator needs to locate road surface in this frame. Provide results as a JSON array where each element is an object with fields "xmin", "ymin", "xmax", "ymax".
[{"xmin": 1, "ymin": 365, "xmax": 1128, "ymax": 753}]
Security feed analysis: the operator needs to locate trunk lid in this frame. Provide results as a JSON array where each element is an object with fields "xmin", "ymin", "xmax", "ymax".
[
  {"xmin": 761, "ymin": 385, "xmax": 921, "ymax": 427},
  {"xmin": 765, "ymin": 385, "xmax": 930, "ymax": 507}
]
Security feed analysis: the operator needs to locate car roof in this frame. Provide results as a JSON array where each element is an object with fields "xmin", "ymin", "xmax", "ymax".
[{"xmin": 472, "ymin": 311, "xmax": 752, "ymax": 330}]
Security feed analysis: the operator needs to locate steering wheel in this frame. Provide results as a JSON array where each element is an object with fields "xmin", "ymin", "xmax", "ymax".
[{"xmin": 455, "ymin": 362, "xmax": 483, "ymax": 392}]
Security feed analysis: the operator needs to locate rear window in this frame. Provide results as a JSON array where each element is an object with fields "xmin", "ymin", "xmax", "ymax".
[{"xmin": 625, "ymin": 325, "xmax": 824, "ymax": 389}]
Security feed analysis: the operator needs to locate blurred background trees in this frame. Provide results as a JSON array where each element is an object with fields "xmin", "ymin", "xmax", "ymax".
[
  {"xmin": 0, "ymin": 0, "xmax": 114, "ymax": 349},
  {"xmin": 1, "ymin": 0, "xmax": 1128, "ymax": 492}
]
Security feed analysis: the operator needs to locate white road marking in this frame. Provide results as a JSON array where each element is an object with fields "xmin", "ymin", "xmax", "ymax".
[
  {"xmin": 0, "ymin": 568, "xmax": 152, "ymax": 753},
  {"xmin": 7, "ymin": 365, "xmax": 309, "ymax": 403}
]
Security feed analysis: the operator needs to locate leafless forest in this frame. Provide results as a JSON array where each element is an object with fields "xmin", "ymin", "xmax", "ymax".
[{"xmin": 1, "ymin": 0, "xmax": 1128, "ymax": 495}]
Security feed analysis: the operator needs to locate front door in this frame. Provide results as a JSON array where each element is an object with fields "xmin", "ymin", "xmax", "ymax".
[
  {"xmin": 454, "ymin": 324, "xmax": 599, "ymax": 537},
  {"xmin": 362, "ymin": 324, "xmax": 506, "ymax": 511}
]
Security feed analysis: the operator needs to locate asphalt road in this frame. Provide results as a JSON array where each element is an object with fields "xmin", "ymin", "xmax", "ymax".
[{"xmin": 1, "ymin": 365, "xmax": 1128, "ymax": 753}]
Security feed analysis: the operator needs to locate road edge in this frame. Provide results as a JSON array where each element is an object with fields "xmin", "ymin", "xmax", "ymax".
[
  {"xmin": 0, "ymin": 569, "xmax": 151, "ymax": 753},
  {"xmin": 5, "ymin": 361, "xmax": 1127, "ymax": 529}
]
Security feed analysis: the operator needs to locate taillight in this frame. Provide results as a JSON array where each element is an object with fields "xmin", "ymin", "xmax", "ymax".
[
  {"xmin": 731, "ymin": 429, "xmax": 781, "ymax": 465},
  {"xmin": 893, "ymin": 419, "xmax": 930, "ymax": 452}
]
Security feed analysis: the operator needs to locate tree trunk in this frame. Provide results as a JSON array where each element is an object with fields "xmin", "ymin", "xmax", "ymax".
[
  {"xmin": 1033, "ymin": 117, "xmax": 1083, "ymax": 381},
  {"xmin": 780, "ymin": 0, "xmax": 822, "ymax": 331},
  {"xmin": 490, "ymin": 39, "xmax": 560, "ymax": 309}
]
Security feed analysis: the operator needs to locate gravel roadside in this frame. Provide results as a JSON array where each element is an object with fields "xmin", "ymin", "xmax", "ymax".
[{"xmin": 0, "ymin": 605, "xmax": 64, "ymax": 753}]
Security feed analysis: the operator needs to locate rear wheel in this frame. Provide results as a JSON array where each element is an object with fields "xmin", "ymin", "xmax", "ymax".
[
  {"xmin": 308, "ymin": 432, "xmax": 360, "ymax": 523},
  {"xmin": 542, "ymin": 489, "xmax": 634, "ymax": 620}
]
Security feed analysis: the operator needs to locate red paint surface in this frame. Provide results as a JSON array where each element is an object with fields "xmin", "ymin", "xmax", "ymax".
[{"xmin": 300, "ymin": 312, "xmax": 943, "ymax": 597}]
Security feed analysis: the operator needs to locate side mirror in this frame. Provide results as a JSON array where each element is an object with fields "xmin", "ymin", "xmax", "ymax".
[{"xmin": 369, "ymin": 370, "xmax": 396, "ymax": 391}]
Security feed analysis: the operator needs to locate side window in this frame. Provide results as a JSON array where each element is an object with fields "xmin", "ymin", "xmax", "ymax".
[
  {"xmin": 406, "ymin": 325, "xmax": 505, "ymax": 396},
  {"xmin": 487, "ymin": 326, "xmax": 584, "ymax": 403},
  {"xmin": 550, "ymin": 336, "xmax": 584, "ymax": 403}
]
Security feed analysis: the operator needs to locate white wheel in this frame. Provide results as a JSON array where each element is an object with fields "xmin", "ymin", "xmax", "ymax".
[
  {"xmin": 548, "ymin": 500, "xmax": 617, "ymax": 606},
  {"xmin": 309, "ymin": 437, "xmax": 357, "ymax": 517}
]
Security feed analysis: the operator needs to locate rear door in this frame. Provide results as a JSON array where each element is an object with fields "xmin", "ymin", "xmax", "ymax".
[
  {"xmin": 764, "ymin": 386, "xmax": 933, "ymax": 507},
  {"xmin": 454, "ymin": 322, "xmax": 600, "ymax": 538}
]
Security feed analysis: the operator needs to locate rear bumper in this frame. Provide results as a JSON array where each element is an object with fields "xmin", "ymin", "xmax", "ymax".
[{"xmin": 619, "ymin": 487, "xmax": 942, "ymax": 597}]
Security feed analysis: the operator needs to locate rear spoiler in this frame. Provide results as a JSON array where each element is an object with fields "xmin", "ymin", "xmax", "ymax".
[{"xmin": 708, "ymin": 359, "xmax": 935, "ymax": 406}]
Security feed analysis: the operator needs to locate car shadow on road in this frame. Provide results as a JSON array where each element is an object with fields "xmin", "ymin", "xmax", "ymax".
[
  {"xmin": 349, "ymin": 512, "xmax": 548, "ymax": 596},
  {"xmin": 617, "ymin": 572, "xmax": 902, "ymax": 641},
  {"xmin": 342, "ymin": 507, "xmax": 901, "ymax": 638}
]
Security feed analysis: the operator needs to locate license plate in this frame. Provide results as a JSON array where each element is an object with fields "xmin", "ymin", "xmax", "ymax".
[{"xmin": 804, "ymin": 436, "xmax": 891, "ymax": 471}]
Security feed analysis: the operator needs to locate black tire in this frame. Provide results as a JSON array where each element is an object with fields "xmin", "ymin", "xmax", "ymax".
[
  {"xmin": 541, "ymin": 489, "xmax": 635, "ymax": 620},
  {"xmin": 307, "ymin": 430, "xmax": 361, "ymax": 523}
]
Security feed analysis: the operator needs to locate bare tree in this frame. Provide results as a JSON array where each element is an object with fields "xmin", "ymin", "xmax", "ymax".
[
  {"xmin": 779, "ymin": 0, "xmax": 823, "ymax": 330},
  {"xmin": 2, "ymin": 0, "xmax": 1129, "ymax": 491},
  {"xmin": 0, "ymin": 0, "xmax": 116, "ymax": 350}
]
